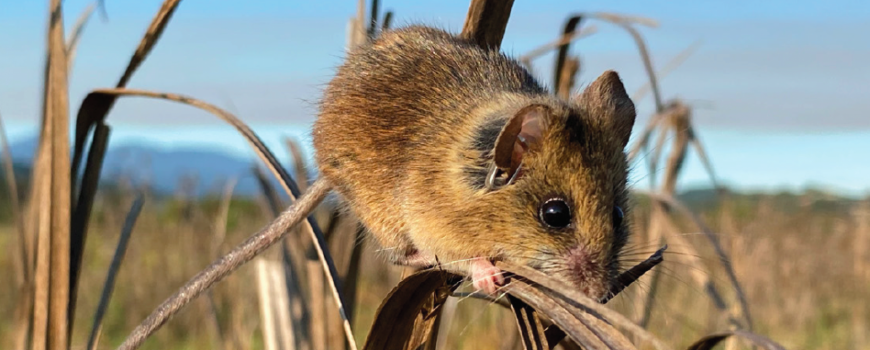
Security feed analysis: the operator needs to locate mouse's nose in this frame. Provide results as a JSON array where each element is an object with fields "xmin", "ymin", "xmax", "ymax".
[{"xmin": 564, "ymin": 245, "xmax": 608, "ymax": 299}]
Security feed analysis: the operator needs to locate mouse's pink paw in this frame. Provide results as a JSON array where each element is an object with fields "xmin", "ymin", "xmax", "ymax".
[{"xmin": 470, "ymin": 258, "xmax": 505, "ymax": 295}]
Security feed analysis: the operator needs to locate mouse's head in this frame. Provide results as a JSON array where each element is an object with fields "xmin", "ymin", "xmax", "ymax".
[{"xmin": 467, "ymin": 71, "xmax": 636, "ymax": 300}]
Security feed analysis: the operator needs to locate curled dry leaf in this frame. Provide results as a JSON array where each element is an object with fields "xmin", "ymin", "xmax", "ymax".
[{"xmin": 365, "ymin": 248, "xmax": 668, "ymax": 350}]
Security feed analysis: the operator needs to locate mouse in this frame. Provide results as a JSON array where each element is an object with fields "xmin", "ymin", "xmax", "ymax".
[{"xmin": 312, "ymin": 25, "xmax": 636, "ymax": 299}]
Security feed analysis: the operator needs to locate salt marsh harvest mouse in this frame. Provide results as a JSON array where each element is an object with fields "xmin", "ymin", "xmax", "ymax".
[{"xmin": 312, "ymin": 25, "xmax": 636, "ymax": 299}]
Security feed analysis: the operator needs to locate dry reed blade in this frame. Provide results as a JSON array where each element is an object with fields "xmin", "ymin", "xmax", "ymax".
[
  {"xmin": 256, "ymin": 259, "xmax": 279, "ymax": 350},
  {"xmin": 381, "ymin": 11, "xmax": 393, "ymax": 31},
  {"xmin": 44, "ymin": 0, "xmax": 74, "ymax": 347},
  {"xmin": 360, "ymin": 271, "xmax": 462, "ymax": 350},
  {"xmin": 507, "ymin": 295, "xmax": 550, "ymax": 350},
  {"xmin": 65, "ymin": 2, "xmax": 97, "ymax": 71},
  {"xmin": 460, "ymin": 0, "xmax": 515, "ymax": 50},
  {"xmin": 367, "ymin": 0, "xmax": 380, "ymax": 38},
  {"xmin": 86, "ymin": 194, "xmax": 144, "ymax": 350},
  {"xmin": 117, "ymin": 177, "xmax": 336, "ymax": 350},
  {"xmin": 601, "ymin": 245, "xmax": 666, "ymax": 304},
  {"xmin": 71, "ymin": 0, "xmax": 181, "ymax": 184},
  {"xmin": 518, "ymin": 25, "xmax": 597, "ymax": 66},
  {"xmin": 2, "ymin": 111, "xmax": 32, "ymax": 350},
  {"xmin": 553, "ymin": 15, "xmax": 585, "ymax": 93},
  {"xmin": 686, "ymin": 330, "xmax": 787, "ymax": 350},
  {"xmin": 632, "ymin": 40, "xmax": 702, "ymax": 102},
  {"xmin": 607, "ymin": 21, "xmax": 662, "ymax": 112},
  {"xmin": 589, "ymin": 12, "xmax": 659, "ymax": 28},
  {"xmin": 0, "ymin": 112, "xmax": 27, "ymax": 284},
  {"xmin": 69, "ymin": 123, "xmax": 110, "ymax": 329},
  {"xmin": 74, "ymin": 89, "xmax": 355, "ymax": 349},
  {"xmin": 556, "ymin": 56, "xmax": 580, "ymax": 100}
]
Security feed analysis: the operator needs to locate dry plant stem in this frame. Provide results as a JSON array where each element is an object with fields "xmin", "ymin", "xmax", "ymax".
[
  {"xmin": 381, "ymin": 11, "xmax": 393, "ymax": 31},
  {"xmin": 601, "ymin": 245, "xmax": 666, "ymax": 304},
  {"xmin": 611, "ymin": 22, "xmax": 663, "ymax": 112},
  {"xmin": 81, "ymin": 88, "xmax": 355, "ymax": 349},
  {"xmin": 590, "ymin": 12, "xmax": 659, "ymax": 28},
  {"xmin": 46, "ymin": 0, "xmax": 73, "ymax": 348},
  {"xmin": 2, "ymin": 111, "xmax": 32, "ymax": 350},
  {"xmin": 460, "ymin": 0, "xmax": 515, "ymax": 50},
  {"xmin": 0, "ymin": 113, "xmax": 26, "ymax": 284},
  {"xmin": 87, "ymin": 195, "xmax": 144, "ymax": 350},
  {"xmin": 518, "ymin": 26, "xmax": 598, "ymax": 64},
  {"xmin": 69, "ymin": 123, "xmax": 110, "ymax": 328},
  {"xmin": 256, "ymin": 260, "xmax": 279, "ymax": 350},
  {"xmin": 71, "ymin": 0, "xmax": 181, "ymax": 181},
  {"xmin": 508, "ymin": 295, "xmax": 549, "ymax": 350},
  {"xmin": 117, "ymin": 178, "xmax": 333, "ymax": 350},
  {"xmin": 553, "ymin": 15, "xmax": 585, "ymax": 93},
  {"xmin": 367, "ymin": 0, "xmax": 379, "ymax": 38}
]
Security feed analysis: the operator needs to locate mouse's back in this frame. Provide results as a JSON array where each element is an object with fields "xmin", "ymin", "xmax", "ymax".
[{"xmin": 312, "ymin": 25, "xmax": 545, "ymax": 257}]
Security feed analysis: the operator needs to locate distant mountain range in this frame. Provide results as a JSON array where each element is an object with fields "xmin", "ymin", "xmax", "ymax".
[{"xmin": 8, "ymin": 135, "xmax": 304, "ymax": 197}]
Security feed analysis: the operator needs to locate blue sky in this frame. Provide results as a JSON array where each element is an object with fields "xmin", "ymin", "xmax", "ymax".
[{"xmin": 1, "ymin": 1, "xmax": 869, "ymax": 196}]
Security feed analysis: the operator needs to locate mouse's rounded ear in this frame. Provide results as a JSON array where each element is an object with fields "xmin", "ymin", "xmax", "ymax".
[
  {"xmin": 493, "ymin": 104, "xmax": 549, "ymax": 175},
  {"xmin": 578, "ymin": 70, "xmax": 636, "ymax": 147}
]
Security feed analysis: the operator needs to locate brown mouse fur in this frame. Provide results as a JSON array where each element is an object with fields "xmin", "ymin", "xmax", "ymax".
[{"xmin": 313, "ymin": 25, "xmax": 636, "ymax": 299}]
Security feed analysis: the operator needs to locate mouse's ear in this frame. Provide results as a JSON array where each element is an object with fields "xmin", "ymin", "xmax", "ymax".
[
  {"xmin": 493, "ymin": 104, "xmax": 549, "ymax": 175},
  {"xmin": 578, "ymin": 70, "xmax": 636, "ymax": 147}
]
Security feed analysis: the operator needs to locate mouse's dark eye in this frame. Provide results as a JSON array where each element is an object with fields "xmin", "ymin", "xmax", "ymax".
[
  {"xmin": 539, "ymin": 198, "xmax": 572, "ymax": 228},
  {"xmin": 613, "ymin": 206, "xmax": 624, "ymax": 227}
]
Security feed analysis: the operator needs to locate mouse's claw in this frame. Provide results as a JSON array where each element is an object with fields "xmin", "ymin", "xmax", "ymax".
[{"xmin": 470, "ymin": 257, "xmax": 505, "ymax": 295}]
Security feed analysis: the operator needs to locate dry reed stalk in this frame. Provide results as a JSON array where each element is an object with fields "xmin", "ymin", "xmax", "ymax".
[
  {"xmin": 460, "ymin": 0, "xmax": 515, "ymax": 50},
  {"xmin": 552, "ymin": 15, "xmax": 585, "ymax": 93},
  {"xmin": 86, "ymin": 194, "xmax": 144, "ymax": 350},
  {"xmin": 308, "ymin": 260, "xmax": 327, "ymax": 350},
  {"xmin": 381, "ymin": 11, "xmax": 393, "ymax": 31},
  {"xmin": 270, "ymin": 261, "xmax": 297, "ymax": 350},
  {"xmin": 518, "ymin": 25, "xmax": 598, "ymax": 66},
  {"xmin": 256, "ymin": 259, "xmax": 279, "ymax": 350},
  {"xmin": 508, "ymin": 296, "xmax": 550, "ymax": 350},
  {"xmin": 254, "ymin": 165, "xmax": 312, "ymax": 350},
  {"xmin": 74, "ymin": 89, "xmax": 355, "ymax": 350},
  {"xmin": 71, "ymin": 0, "xmax": 181, "ymax": 184},
  {"xmin": 69, "ymin": 123, "xmax": 109, "ymax": 327},
  {"xmin": 43, "ymin": 0, "xmax": 74, "ymax": 348},
  {"xmin": 556, "ymin": 57, "xmax": 580, "ymax": 100},
  {"xmin": 3, "ymin": 111, "xmax": 32, "ymax": 350}
]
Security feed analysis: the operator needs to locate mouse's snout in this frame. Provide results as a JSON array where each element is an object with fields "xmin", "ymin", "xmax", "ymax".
[{"xmin": 563, "ymin": 245, "xmax": 610, "ymax": 300}]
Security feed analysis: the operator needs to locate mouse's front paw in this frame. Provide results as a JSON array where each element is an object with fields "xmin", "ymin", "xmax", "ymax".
[{"xmin": 470, "ymin": 258, "xmax": 505, "ymax": 295}]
